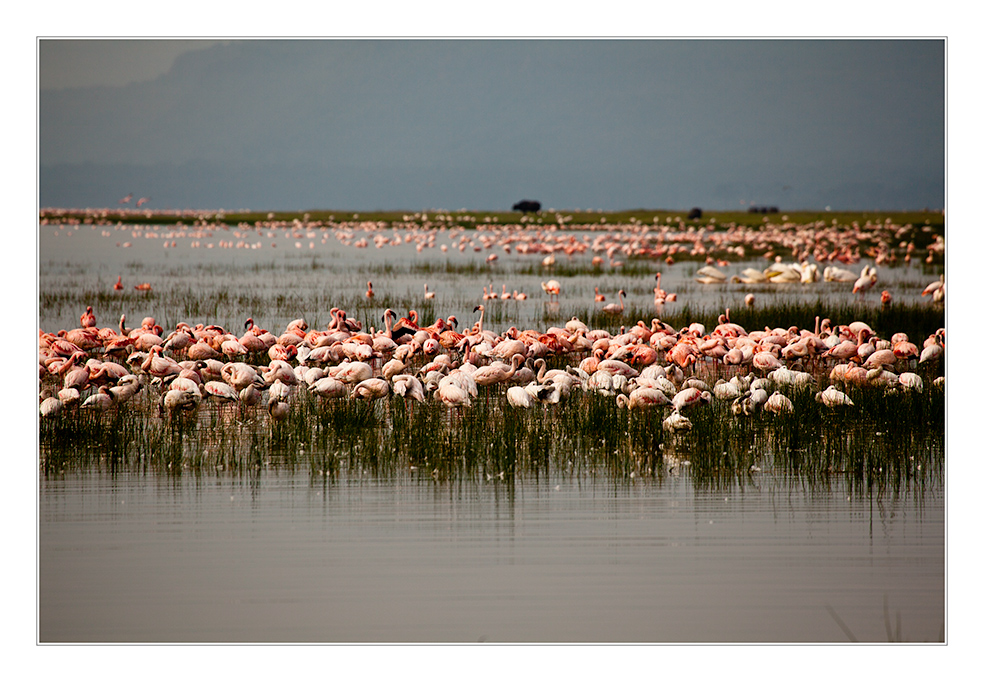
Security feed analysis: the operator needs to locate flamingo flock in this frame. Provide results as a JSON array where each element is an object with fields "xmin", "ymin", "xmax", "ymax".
[
  {"xmin": 42, "ymin": 207, "xmax": 943, "ymax": 283},
  {"xmin": 40, "ymin": 301, "xmax": 945, "ymax": 435}
]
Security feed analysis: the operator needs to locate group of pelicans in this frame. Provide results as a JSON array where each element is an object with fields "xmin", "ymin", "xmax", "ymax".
[
  {"xmin": 40, "ymin": 299, "xmax": 945, "ymax": 436},
  {"xmin": 694, "ymin": 260, "xmax": 946, "ymax": 307}
]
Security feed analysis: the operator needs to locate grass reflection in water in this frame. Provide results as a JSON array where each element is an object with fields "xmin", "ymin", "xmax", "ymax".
[{"xmin": 40, "ymin": 375, "xmax": 943, "ymax": 502}]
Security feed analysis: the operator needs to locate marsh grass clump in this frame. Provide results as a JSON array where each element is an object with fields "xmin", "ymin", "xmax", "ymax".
[{"xmin": 40, "ymin": 375, "xmax": 943, "ymax": 498}]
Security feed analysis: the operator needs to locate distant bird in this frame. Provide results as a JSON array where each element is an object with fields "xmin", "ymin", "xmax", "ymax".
[
  {"xmin": 134, "ymin": 282, "xmax": 152, "ymax": 292},
  {"xmin": 744, "ymin": 293, "xmax": 756, "ymax": 308},
  {"xmin": 880, "ymin": 290, "xmax": 892, "ymax": 306},
  {"xmin": 366, "ymin": 281, "xmax": 375, "ymax": 298},
  {"xmin": 541, "ymin": 279, "xmax": 560, "ymax": 301},
  {"xmin": 594, "ymin": 287, "xmax": 606, "ymax": 302},
  {"xmin": 424, "ymin": 283, "xmax": 436, "ymax": 299},
  {"xmin": 118, "ymin": 193, "xmax": 133, "ymax": 205},
  {"xmin": 113, "ymin": 275, "xmax": 123, "ymax": 291},
  {"xmin": 80, "ymin": 306, "xmax": 96, "ymax": 328},
  {"xmin": 136, "ymin": 197, "xmax": 151, "ymax": 208},
  {"xmin": 601, "ymin": 289, "xmax": 626, "ymax": 315},
  {"xmin": 852, "ymin": 265, "xmax": 877, "ymax": 297},
  {"xmin": 921, "ymin": 274, "xmax": 944, "ymax": 303},
  {"xmin": 694, "ymin": 265, "xmax": 728, "ymax": 284}
]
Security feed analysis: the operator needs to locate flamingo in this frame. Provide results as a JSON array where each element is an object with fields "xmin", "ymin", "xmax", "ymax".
[
  {"xmin": 81, "ymin": 386, "xmax": 115, "ymax": 412},
  {"xmin": 40, "ymin": 395, "xmax": 63, "ymax": 418},
  {"xmin": 506, "ymin": 385, "xmax": 535, "ymax": 408},
  {"xmin": 601, "ymin": 289, "xmax": 625, "ymax": 315},
  {"xmin": 921, "ymin": 274, "xmax": 944, "ymax": 298},
  {"xmin": 852, "ymin": 265, "xmax": 877, "ymax": 297},
  {"xmin": 80, "ymin": 306, "xmax": 96, "ymax": 328},
  {"xmin": 594, "ymin": 287, "xmax": 606, "ymax": 302},
  {"xmin": 134, "ymin": 282, "xmax": 152, "ymax": 292},
  {"xmin": 351, "ymin": 377, "xmax": 390, "ymax": 401},
  {"xmin": 672, "ymin": 387, "xmax": 712, "ymax": 412},
  {"xmin": 267, "ymin": 397, "xmax": 289, "ymax": 422},
  {"xmin": 437, "ymin": 381, "xmax": 472, "ymax": 408},
  {"xmin": 424, "ymin": 283, "xmax": 436, "ymax": 299},
  {"xmin": 616, "ymin": 387, "xmax": 671, "ymax": 410},
  {"xmin": 366, "ymin": 281, "xmax": 375, "ymax": 298},
  {"xmin": 473, "ymin": 354, "xmax": 524, "ymax": 387},
  {"xmin": 541, "ymin": 279, "xmax": 560, "ymax": 301},
  {"xmin": 113, "ymin": 276, "xmax": 123, "ymax": 291},
  {"xmin": 333, "ymin": 361, "xmax": 373, "ymax": 385},
  {"xmin": 662, "ymin": 411, "xmax": 693, "ymax": 432},
  {"xmin": 764, "ymin": 392, "xmax": 794, "ymax": 414},
  {"xmin": 392, "ymin": 374, "xmax": 426, "ymax": 403},
  {"xmin": 816, "ymin": 385, "xmax": 854, "ymax": 407},
  {"xmin": 309, "ymin": 376, "xmax": 348, "ymax": 399},
  {"xmin": 922, "ymin": 274, "xmax": 945, "ymax": 303},
  {"xmin": 203, "ymin": 381, "xmax": 240, "ymax": 403},
  {"xmin": 653, "ymin": 272, "xmax": 670, "ymax": 301}
]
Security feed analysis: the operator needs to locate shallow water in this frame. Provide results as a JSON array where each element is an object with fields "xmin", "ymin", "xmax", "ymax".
[
  {"xmin": 38, "ymin": 220, "xmax": 946, "ymax": 643},
  {"xmin": 39, "ymin": 465, "xmax": 943, "ymax": 643},
  {"xmin": 38, "ymin": 221, "xmax": 943, "ymax": 334}
]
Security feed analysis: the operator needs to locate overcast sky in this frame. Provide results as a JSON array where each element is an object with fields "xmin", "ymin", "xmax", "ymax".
[{"xmin": 37, "ymin": 38, "xmax": 944, "ymax": 212}]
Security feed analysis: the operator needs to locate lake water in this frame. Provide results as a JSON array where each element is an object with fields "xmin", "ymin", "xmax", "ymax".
[
  {"xmin": 39, "ymin": 464, "xmax": 943, "ymax": 643},
  {"xmin": 37, "ymin": 219, "xmax": 946, "ymax": 643}
]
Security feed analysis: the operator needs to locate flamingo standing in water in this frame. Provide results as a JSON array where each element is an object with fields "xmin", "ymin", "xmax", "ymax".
[
  {"xmin": 113, "ymin": 276, "xmax": 123, "ymax": 291},
  {"xmin": 424, "ymin": 283, "xmax": 436, "ymax": 299},
  {"xmin": 134, "ymin": 282, "xmax": 152, "ymax": 292},
  {"xmin": 852, "ymin": 266, "xmax": 877, "ymax": 298},
  {"xmin": 602, "ymin": 289, "xmax": 625, "ymax": 315},
  {"xmin": 541, "ymin": 279, "xmax": 560, "ymax": 302},
  {"xmin": 594, "ymin": 287, "xmax": 606, "ymax": 302},
  {"xmin": 366, "ymin": 281, "xmax": 375, "ymax": 298}
]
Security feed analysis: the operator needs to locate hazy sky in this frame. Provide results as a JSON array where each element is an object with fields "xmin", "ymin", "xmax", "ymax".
[
  {"xmin": 38, "ymin": 38, "xmax": 944, "ymax": 212},
  {"xmin": 39, "ymin": 40, "xmax": 226, "ymax": 89},
  {"xmin": 39, "ymin": 34, "xmax": 946, "ymax": 210}
]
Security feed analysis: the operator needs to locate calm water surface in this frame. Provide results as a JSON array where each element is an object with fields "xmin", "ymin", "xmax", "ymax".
[{"xmin": 40, "ymin": 466, "xmax": 943, "ymax": 643}]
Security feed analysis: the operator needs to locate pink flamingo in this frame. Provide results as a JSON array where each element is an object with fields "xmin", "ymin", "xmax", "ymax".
[
  {"xmin": 541, "ymin": 280, "xmax": 560, "ymax": 301},
  {"xmin": 601, "ymin": 289, "xmax": 625, "ymax": 315},
  {"xmin": 80, "ymin": 306, "xmax": 96, "ymax": 328}
]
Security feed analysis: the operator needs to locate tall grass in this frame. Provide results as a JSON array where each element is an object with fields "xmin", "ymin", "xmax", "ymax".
[{"xmin": 40, "ymin": 373, "xmax": 944, "ymax": 502}]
